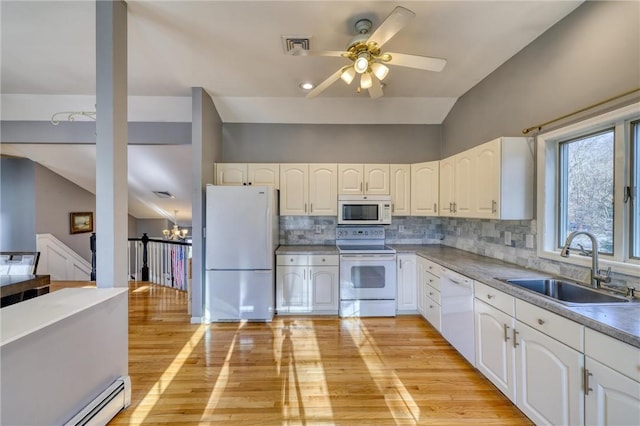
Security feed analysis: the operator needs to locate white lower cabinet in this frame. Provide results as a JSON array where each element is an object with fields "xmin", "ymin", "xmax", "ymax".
[
  {"xmin": 515, "ymin": 320, "xmax": 584, "ymax": 426},
  {"xmin": 396, "ymin": 254, "xmax": 417, "ymax": 313},
  {"xmin": 584, "ymin": 328, "xmax": 640, "ymax": 425},
  {"xmin": 276, "ymin": 255, "xmax": 338, "ymax": 314},
  {"xmin": 416, "ymin": 256, "xmax": 441, "ymax": 331},
  {"xmin": 474, "ymin": 299, "xmax": 516, "ymax": 402}
]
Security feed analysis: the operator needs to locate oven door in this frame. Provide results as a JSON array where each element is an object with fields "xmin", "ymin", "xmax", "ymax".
[{"xmin": 339, "ymin": 254, "xmax": 397, "ymax": 300}]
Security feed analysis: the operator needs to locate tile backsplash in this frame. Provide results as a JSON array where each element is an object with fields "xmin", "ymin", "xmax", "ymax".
[{"xmin": 279, "ymin": 215, "xmax": 637, "ymax": 290}]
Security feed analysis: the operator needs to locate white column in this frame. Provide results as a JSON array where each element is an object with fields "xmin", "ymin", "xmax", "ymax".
[{"xmin": 96, "ymin": 0, "xmax": 128, "ymax": 288}]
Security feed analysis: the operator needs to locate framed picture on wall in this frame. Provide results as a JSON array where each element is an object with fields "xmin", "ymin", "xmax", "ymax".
[{"xmin": 70, "ymin": 212, "xmax": 94, "ymax": 234}]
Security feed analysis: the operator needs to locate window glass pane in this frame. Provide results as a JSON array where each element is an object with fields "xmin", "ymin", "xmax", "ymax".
[
  {"xmin": 558, "ymin": 129, "xmax": 614, "ymax": 254},
  {"xmin": 632, "ymin": 121, "xmax": 640, "ymax": 259}
]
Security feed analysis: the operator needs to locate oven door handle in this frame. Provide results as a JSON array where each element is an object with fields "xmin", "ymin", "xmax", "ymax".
[{"xmin": 340, "ymin": 255, "xmax": 397, "ymax": 262}]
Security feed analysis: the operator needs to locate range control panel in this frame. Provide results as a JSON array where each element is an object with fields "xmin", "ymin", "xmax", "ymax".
[{"xmin": 336, "ymin": 226, "xmax": 385, "ymax": 240}]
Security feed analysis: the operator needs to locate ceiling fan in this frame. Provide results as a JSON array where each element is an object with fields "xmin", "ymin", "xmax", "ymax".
[{"xmin": 302, "ymin": 6, "xmax": 447, "ymax": 99}]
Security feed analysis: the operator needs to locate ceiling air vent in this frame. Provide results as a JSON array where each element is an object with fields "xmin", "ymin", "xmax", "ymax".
[
  {"xmin": 281, "ymin": 35, "xmax": 311, "ymax": 55},
  {"xmin": 152, "ymin": 190, "xmax": 174, "ymax": 199}
]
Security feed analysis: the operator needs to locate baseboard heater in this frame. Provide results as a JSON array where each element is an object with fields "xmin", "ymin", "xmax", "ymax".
[{"xmin": 64, "ymin": 376, "xmax": 131, "ymax": 426}]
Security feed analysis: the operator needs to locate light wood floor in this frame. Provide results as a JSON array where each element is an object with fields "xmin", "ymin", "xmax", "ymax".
[{"xmin": 56, "ymin": 282, "xmax": 531, "ymax": 425}]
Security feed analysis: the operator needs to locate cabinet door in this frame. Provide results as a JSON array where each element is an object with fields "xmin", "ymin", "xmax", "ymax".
[
  {"xmin": 309, "ymin": 164, "xmax": 337, "ymax": 216},
  {"xmin": 454, "ymin": 153, "xmax": 473, "ymax": 217},
  {"xmin": 310, "ymin": 266, "xmax": 339, "ymax": 312},
  {"xmin": 215, "ymin": 163, "xmax": 247, "ymax": 185},
  {"xmin": 280, "ymin": 164, "xmax": 309, "ymax": 215},
  {"xmin": 585, "ymin": 357, "xmax": 640, "ymax": 426},
  {"xmin": 248, "ymin": 163, "xmax": 280, "ymax": 189},
  {"xmin": 515, "ymin": 321, "xmax": 584, "ymax": 426},
  {"xmin": 411, "ymin": 161, "xmax": 439, "ymax": 216},
  {"xmin": 364, "ymin": 164, "xmax": 390, "ymax": 195},
  {"xmin": 396, "ymin": 254, "xmax": 417, "ymax": 312},
  {"xmin": 472, "ymin": 139, "xmax": 501, "ymax": 218},
  {"xmin": 390, "ymin": 164, "xmax": 411, "ymax": 216},
  {"xmin": 475, "ymin": 299, "xmax": 516, "ymax": 402},
  {"xmin": 276, "ymin": 266, "xmax": 310, "ymax": 313},
  {"xmin": 338, "ymin": 164, "xmax": 363, "ymax": 195},
  {"xmin": 438, "ymin": 157, "xmax": 455, "ymax": 216}
]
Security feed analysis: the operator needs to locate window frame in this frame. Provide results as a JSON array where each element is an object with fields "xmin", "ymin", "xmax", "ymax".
[{"xmin": 537, "ymin": 102, "xmax": 640, "ymax": 276}]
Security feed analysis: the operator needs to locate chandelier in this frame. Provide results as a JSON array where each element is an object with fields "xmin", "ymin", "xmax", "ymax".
[{"xmin": 163, "ymin": 210, "xmax": 188, "ymax": 240}]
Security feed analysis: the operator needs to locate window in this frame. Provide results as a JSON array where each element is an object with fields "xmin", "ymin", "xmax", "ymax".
[
  {"xmin": 558, "ymin": 129, "xmax": 614, "ymax": 254},
  {"xmin": 537, "ymin": 102, "xmax": 640, "ymax": 275}
]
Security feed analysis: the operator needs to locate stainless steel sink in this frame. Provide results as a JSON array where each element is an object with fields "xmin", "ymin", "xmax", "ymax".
[{"xmin": 497, "ymin": 278, "xmax": 631, "ymax": 305}]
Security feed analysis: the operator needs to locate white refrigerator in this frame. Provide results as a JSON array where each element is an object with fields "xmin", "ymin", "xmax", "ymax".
[{"xmin": 205, "ymin": 185, "xmax": 279, "ymax": 322}]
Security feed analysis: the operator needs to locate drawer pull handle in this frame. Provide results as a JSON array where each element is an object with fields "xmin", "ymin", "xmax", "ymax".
[
  {"xmin": 503, "ymin": 324, "xmax": 510, "ymax": 342},
  {"xmin": 584, "ymin": 368, "xmax": 593, "ymax": 395},
  {"xmin": 429, "ymin": 292, "xmax": 434, "ymax": 296},
  {"xmin": 487, "ymin": 294, "xmax": 494, "ymax": 299},
  {"xmin": 429, "ymin": 305, "xmax": 434, "ymax": 309},
  {"xmin": 537, "ymin": 318, "xmax": 545, "ymax": 325}
]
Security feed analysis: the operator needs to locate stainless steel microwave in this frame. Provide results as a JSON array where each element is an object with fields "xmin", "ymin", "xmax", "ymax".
[{"xmin": 338, "ymin": 195, "xmax": 392, "ymax": 225}]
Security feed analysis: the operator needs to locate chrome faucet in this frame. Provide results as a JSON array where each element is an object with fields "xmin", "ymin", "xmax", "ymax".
[{"xmin": 560, "ymin": 231, "xmax": 612, "ymax": 288}]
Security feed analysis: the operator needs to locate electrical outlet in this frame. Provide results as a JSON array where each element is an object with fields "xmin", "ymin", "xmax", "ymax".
[
  {"xmin": 315, "ymin": 225, "xmax": 321, "ymax": 234},
  {"xmin": 504, "ymin": 231, "xmax": 512, "ymax": 246},
  {"xmin": 526, "ymin": 234, "xmax": 535, "ymax": 249},
  {"xmin": 398, "ymin": 225, "xmax": 405, "ymax": 232}
]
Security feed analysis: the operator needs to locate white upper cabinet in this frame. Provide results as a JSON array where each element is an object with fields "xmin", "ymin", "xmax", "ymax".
[
  {"xmin": 364, "ymin": 164, "xmax": 390, "ymax": 195},
  {"xmin": 471, "ymin": 137, "xmax": 533, "ymax": 219},
  {"xmin": 410, "ymin": 161, "xmax": 439, "ymax": 216},
  {"xmin": 279, "ymin": 164, "xmax": 309, "ymax": 215},
  {"xmin": 308, "ymin": 164, "xmax": 338, "ymax": 216},
  {"xmin": 438, "ymin": 137, "xmax": 532, "ymax": 219},
  {"xmin": 390, "ymin": 164, "xmax": 411, "ymax": 216},
  {"xmin": 215, "ymin": 163, "xmax": 279, "ymax": 188},
  {"xmin": 280, "ymin": 164, "xmax": 337, "ymax": 216},
  {"xmin": 338, "ymin": 164, "xmax": 389, "ymax": 195}
]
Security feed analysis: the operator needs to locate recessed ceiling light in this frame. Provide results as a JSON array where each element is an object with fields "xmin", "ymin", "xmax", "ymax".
[{"xmin": 299, "ymin": 82, "xmax": 314, "ymax": 90}]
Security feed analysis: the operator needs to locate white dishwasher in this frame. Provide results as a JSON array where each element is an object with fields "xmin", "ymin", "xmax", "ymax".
[{"xmin": 440, "ymin": 267, "xmax": 476, "ymax": 366}]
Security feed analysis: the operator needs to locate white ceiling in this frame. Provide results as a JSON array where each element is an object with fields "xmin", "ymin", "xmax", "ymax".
[{"xmin": 0, "ymin": 0, "xmax": 583, "ymax": 222}]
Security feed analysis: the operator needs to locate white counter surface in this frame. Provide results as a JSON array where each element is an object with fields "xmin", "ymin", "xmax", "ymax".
[{"xmin": 0, "ymin": 287, "xmax": 128, "ymax": 347}]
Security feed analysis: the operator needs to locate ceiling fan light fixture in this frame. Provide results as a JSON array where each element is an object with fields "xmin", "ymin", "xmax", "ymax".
[
  {"xmin": 360, "ymin": 72, "xmax": 373, "ymax": 89},
  {"xmin": 371, "ymin": 62, "xmax": 389, "ymax": 81},
  {"xmin": 354, "ymin": 53, "xmax": 369, "ymax": 74},
  {"xmin": 340, "ymin": 67, "xmax": 356, "ymax": 85}
]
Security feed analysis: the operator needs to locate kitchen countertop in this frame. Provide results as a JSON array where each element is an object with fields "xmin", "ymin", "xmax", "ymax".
[
  {"xmin": 276, "ymin": 245, "xmax": 339, "ymax": 255},
  {"xmin": 391, "ymin": 244, "xmax": 640, "ymax": 348}
]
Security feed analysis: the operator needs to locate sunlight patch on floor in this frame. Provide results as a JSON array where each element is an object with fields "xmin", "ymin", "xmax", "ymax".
[
  {"xmin": 273, "ymin": 320, "xmax": 334, "ymax": 424},
  {"xmin": 130, "ymin": 324, "xmax": 207, "ymax": 423},
  {"xmin": 202, "ymin": 330, "xmax": 239, "ymax": 414},
  {"xmin": 344, "ymin": 319, "xmax": 421, "ymax": 423}
]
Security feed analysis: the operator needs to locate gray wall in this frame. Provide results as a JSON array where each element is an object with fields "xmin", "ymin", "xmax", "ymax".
[
  {"xmin": 222, "ymin": 124, "xmax": 441, "ymax": 163},
  {"xmin": 35, "ymin": 164, "xmax": 96, "ymax": 261},
  {"xmin": 192, "ymin": 87, "xmax": 223, "ymax": 321},
  {"xmin": 0, "ymin": 158, "xmax": 36, "ymax": 251},
  {"xmin": 441, "ymin": 0, "xmax": 640, "ymax": 157},
  {"xmin": 136, "ymin": 218, "xmax": 171, "ymax": 238}
]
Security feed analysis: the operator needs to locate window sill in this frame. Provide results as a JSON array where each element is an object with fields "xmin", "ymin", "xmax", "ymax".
[{"xmin": 537, "ymin": 249, "xmax": 640, "ymax": 279}]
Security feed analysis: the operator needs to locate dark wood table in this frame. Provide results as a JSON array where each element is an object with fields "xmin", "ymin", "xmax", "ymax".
[{"xmin": 1, "ymin": 275, "xmax": 50, "ymax": 307}]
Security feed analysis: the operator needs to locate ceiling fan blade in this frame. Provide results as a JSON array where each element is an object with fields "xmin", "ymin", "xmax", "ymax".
[
  {"xmin": 306, "ymin": 67, "xmax": 344, "ymax": 98},
  {"xmin": 367, "ymin": 6, "xmax": 415, "ymax": 49},
  {"xmin": 385, "ymin": 52, "xmax": 447, "ymax": 72},
  {"xmin": 368, "ymin": 75, "xmax": 383, "ymax": 99},
  {"xmin": 290, "ymin": 49, "xmax": 345, "ymax": 57}
]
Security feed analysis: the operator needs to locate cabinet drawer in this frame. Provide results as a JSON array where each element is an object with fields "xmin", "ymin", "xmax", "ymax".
[
  {"xmin": 475, "ymin": 281, "xmax": 515, "ymax": 316},
  {"xmin": 277, "ymin": 255, "xmax": 307, "ymax": 266},
  {"xmin": 424, "ymin": 271, "xmax": 440, "ymax": 291},
  {"xmin": 425, "ymin": 285, "xmax": 441, "ymax": 305},
  {"xmin": 585, "ymin": 328, "xmax": 639, "ymax": 381},
  {"xmin": 309, "ymin": 255, "xmax": 339, "ymax": 266},
  {"xmin": 424, "ymin": 301, "xmax": 441, "ymax": 331},
  {"xmin": 515, "ymin": 299, "xmax": 584, "ymax": 352},
  {"xmin": 420, "ymin": 257, "xmax": 441, "ymax": 277}
]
